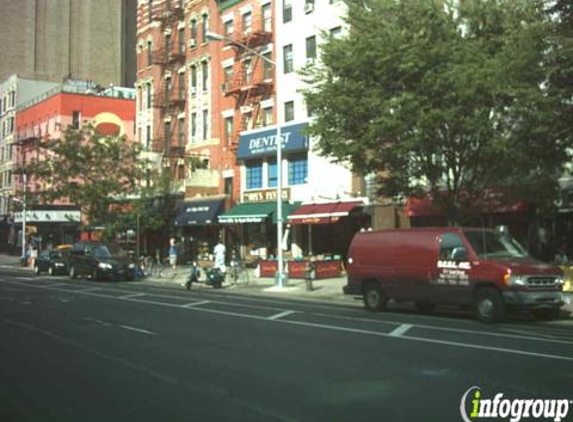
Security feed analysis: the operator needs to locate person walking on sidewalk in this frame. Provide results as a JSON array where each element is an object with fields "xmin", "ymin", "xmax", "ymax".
[
  {"xmin": 214, "ymin": 239, "xmax": 226, "ymax": 271},
  {"xmin": 168, "ymin": 238, "xmax": 179, "ymax": 275}
]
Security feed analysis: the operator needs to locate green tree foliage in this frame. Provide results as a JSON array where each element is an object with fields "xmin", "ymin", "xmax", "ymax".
[
  {"xmin": 303, "ymin": 0, "xmax": 568, "ymax": 223},
  {"xmin": 24, "ymin": 125, "xmax": 172, "ymax": 239}
]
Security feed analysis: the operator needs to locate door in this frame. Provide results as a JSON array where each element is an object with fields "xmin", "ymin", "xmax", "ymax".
[{"xmin": 431, "ymin": 233, "xmax": 473, "ymax": 304}]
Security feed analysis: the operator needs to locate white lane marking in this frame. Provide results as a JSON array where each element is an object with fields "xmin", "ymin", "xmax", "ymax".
[
  {"xmin": 15, "ymin": 277, "xmax": 35, "ymax": 281},
  {"xmin": 182, "ymin": 300, "xmax": 211, "ymax": 308},
  {"xmin": 83, "ymin": 317, "xmax": 112, "ymax": 326},
  {"xmin": 267, "ymin": 310, "xmax": 296, "ymax": 320},
  {"xmin": 119, "ymin": 325, "xmax": 157, "ymax": 336},
  {"xmin": 19, "ymin": 301, "xmax": 31, "ymax": 305},
  {"xmin": 389, "ymin": 323, "xmax": 413, "ymax": 337},
  {"xmin": 76, "ymin": 287, "xmax": 101, "ymax": 292},
  {"xmin": 4, "ymin": 280, "xmax": 573, "ymax": 362},
  {"xmin": 119, "ymin": 293, "xmax": 146, "ymax": 299},
  {"xmin": 1, "ymin": 317, "xmax": 175, "ymax": 383}
]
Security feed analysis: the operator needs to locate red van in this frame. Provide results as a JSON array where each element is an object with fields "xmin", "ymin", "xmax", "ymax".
[{"xmin": 343, "ymin": 228, "xmax": 566, "ymax": 322}]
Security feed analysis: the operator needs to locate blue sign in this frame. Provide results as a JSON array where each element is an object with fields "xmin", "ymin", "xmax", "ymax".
[{"xmin": 237, "ymin": 123, "xmax": 309, "ymax": 159}]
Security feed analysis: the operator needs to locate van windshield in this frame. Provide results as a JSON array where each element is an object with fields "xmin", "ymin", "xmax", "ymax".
[{"xmin": 463, "ymin": 230, "xmax": 529, "ymax": 259}]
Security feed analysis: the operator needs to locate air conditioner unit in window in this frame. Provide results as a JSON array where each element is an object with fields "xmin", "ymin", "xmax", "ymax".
[
  {"xmin": 190, "ymin": 87, "xmax": 197, "ymax": 95},
  {"xmin": 188, "ymin": 39, "xmax": 197, "ymax": 48},
  {"xmin": 304, "ymin": 3, "xmax": 314, "ymax": 13}
]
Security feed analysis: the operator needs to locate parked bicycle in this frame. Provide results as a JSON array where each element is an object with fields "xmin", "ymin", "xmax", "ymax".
[{"xmin": 228, "ymin": 256, "xmax": 250, "ymax": 285}]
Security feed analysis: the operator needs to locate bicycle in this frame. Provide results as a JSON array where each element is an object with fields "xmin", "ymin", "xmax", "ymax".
[{"xmin": 228, "ymin": 258, "xmax": 250, "ymax": 285}]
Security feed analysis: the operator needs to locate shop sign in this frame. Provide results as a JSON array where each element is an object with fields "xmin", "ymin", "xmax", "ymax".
[
  {"xmin": 237, "ymin": 123, "xmax": 309, "ymax": 159},
  {"xmin": 243, "ymin": 188, "xmax": 290, "ymax": 203},
  {"xmin": 14, "ymin": 210, "xmax": 81, "ymax": 223}
]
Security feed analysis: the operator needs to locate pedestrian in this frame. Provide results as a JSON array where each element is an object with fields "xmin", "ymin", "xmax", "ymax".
[
  {"xmin": 169, "ymin": 238, "xmax": 179, "ymax": 274},
  {"xmin": 213, "ymin": 239, "xmax": 226, "ymax": 271}
]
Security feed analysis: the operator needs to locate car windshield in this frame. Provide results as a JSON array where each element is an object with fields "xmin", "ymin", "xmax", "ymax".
[
  {"xmin": 463, "ymin": 230, "xmax": 529, "ymax": 259},
  {"xmin": 49, "ymin": 250, "xmax": 63, "ymax": 259},
  {"xmin": 93, "ymin": 244, "xmax": 127, "ymax": 259}
]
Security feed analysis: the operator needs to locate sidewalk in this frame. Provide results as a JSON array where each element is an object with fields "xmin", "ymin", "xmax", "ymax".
[{"xmin": 145, "ymin": 264, "xmax": 353, "ymax": 304}]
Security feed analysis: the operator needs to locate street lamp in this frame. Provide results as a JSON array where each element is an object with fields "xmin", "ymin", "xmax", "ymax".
[
  {"xmin": 10, "ymin": 195, "xmax": 26, "ymax": 261},
  {"xmin": 206, "ymin": 30, "xmax": 287, "ymax": 287}
]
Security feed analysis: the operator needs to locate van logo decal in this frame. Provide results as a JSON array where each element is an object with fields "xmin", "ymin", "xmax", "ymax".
[{"xmin": 436, "ymin": 260, "xmax": 470, "ymax": 286}]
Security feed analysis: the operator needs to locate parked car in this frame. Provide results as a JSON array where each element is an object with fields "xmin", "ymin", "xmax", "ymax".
[
  {"xmin": 33, "ymin": 248, "xmax": 70, "ymax": 276},
  {"xmin": 68, "ymin": 241, "xmax": 135, "ymax": 281},
  {"xmin": 343, "ymin": 227, "xmax": 566, "ymax": 322}
]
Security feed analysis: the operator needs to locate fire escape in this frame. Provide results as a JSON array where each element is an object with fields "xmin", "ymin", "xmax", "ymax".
[
  {"xmin": 151, "ymin": 0, "xmax": 186, "ymax": 165},
  {"xmin": 222, "ymin": 11, "xmax": 273, "ymax": 150}
]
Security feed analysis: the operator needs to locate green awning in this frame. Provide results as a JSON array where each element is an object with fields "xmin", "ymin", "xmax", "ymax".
[{"xmin": 218, "ymin": 201, "xmax": 300, "ymax": 224}]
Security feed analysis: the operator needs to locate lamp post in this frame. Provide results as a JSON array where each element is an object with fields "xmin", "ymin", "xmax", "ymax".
[
  {"xmin": 207, "ymin": 29, "xmax": 287, "ymax": 287},
  {"xmin": 11, "ymin": 176, "xmax": 27, "ymax": 261}
]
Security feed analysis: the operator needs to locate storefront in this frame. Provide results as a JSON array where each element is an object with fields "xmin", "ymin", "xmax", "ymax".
[
  {"xmin": 218, "ymin": 199, "xmax": 300, "ymax": 263},
  {"xmin": 13, "ymin": 207, "xmax": 81, "ymax": 248},
  {"xmin": 173, "ymin": 197, "xmax": 225, "ymax": 263}
]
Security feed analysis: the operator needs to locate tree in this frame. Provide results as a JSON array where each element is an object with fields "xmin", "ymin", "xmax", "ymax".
[
  {"xmin": 24, "ymin": 125, "xmax": 170, "ymax": 240},
  {"xmin": 303, "ymin": 0, "xmax": 567, "ymax": 224}
]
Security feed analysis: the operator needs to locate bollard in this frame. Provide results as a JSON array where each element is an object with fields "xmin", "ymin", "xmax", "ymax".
[{"xmin": 305, "ymin": 260, "xmax": 315, "ymax": 291}]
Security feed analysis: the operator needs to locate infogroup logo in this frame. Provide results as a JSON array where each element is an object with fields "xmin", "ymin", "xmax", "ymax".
[{"xmin": 460, "ymin": 386, "xmax": 571, "ymax": 422}]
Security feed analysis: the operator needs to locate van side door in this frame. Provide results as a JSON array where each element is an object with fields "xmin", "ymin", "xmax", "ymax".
[{"xmin": 432, "ymin": 233, "xmax": 472, "ymax": 305}]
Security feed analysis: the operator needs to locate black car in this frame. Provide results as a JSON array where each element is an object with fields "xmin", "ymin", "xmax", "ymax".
[
  {"xmin": 68, "ymin": 241, "xmax": 135, "ymax": 281},
  {"xmin": 33, "ymin": 248, "xmax": 70, "ymax": 276}
]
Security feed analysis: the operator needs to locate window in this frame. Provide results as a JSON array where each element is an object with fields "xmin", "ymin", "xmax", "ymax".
[
  {"xmin": 224, "ymin": 19, "xmax": 234, "ymax": 36},
  {"xmin": 178, "ymin": 118, "xmax": 185, "ymax": 147},
  {"xmin": 246, "ymin": 160, "xmax": 263, "ymax": 189},
  {"xmin": 262, "ymin": 107, "xmax": 272, "ymax": 126},
  {"xmin": 190, "ymin": 20, "xmax": 198, "ymax": 44},
  {"xmin": 191, "ymin": 112, "xmax": 197, "ymax": 139},
  {"xmin": 262, "ymin": 3, "xmax": 272, "ymax": 31},
  {"xmin": 224, "ymin": 65, "xmax": 233, "ymax": 88},
  {"xmin": 178, "ymin": 28, "xmax": 185, "ymax": 54},
  {"xmin": 438, "ymin": 233, "xmax": 467, "ymax": 260},
  {"xmin": 243, "ymin": 111, "xmax": 252, "ymax": 130},
  {"xmin": 268, "ymin": 159, "xmax": 277, "ymax": 188},
  {"xmin": 178, "ymin": 72, "xmax": 185, "ymax": 99},
  {"xmin": 202, "ymin": 109, "xmax": 209, "ymax": 139},
  {"xmin": 305, "ymin": 0, "xmax": 315, "ymax": 12},
  {"xmin": 145, "ymin": 125, "xmax": 151, "ymax": 149},
  {"xmin": 201, "ymin": 14, "xmax": 208, "ymax": 43},
  {"xmin": 288, "ymin": 153, "xmax": 308, "ymax": 185},
  {"xmin": 263, "ymin": 52, "xmax": 273, "ymax": 79},
  {"xmin": 283, "ymin": 44, "xmax": 293, "ymax": 73},
  {"xmin": 306, "ymin": 35, "xmax": 317, "ymax": 60},
  {"xmin": 283, "ymin": 0, "xmax": 292, "ymax": 23},
  {"xmin": 190, "ymin": 65, "xmax": 197, "ymax": 89},
  {"xmin": 72, "ymin": 111, "xmax": 81, "ymax": 129},
  {"xmin": 224, "ymin": 177, "xmax": 233, "ymax": 195},
  {"xmin": 146, "ymin": 84, "xmax": 152, "ymax": 108},
  {"xmin": 330, "ymin": 26, "xmax": 342, "ymax": 38},
  {"xmin": 9, "ymin": 91, "xmax": 15, "ymax": 108},
  {"xmin": 242, "ymin": 59, "xmax": 253, "ymax": 84},
  {"xmin": 147, "ymin": 41, "xmax": 153, "ymax": 66},
  {"xmin": 284, "ymin": 101, "xmax": 294, "ymax": 122},
  {"xmin": 224, "ymin": 116, "xmax": 233, "ymax": 143},
  {"xmin": 148, "ymin": 0, "xmax": 153, "ymax": 22},
  {"xmin": 201, "ymin": 61, "xmax": 209, "ymax": 91},
  {"xmin": 242, "ymin": 11, "xmax": 252, "ymax": 34},
  {"xmin": 164, "ymin": 121, "xmax": 172, "ymax": 146}
]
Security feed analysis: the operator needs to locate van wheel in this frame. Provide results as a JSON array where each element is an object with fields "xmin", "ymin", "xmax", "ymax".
[
  {"xmin": 415, "ymin": 302, "xmax": 436, "ymax": 314},
  {"xmin": 34, "ymin": 264, "xmax": 41, "ymax": 275},
  {"xmin": 363, "ymin": 282, "xmax": 387, "ymax": 312},
  {"xmin": 474, "ymin": 287, "xmax": 505, "ymax": 323},
  {"xmin": 69, "ymin": 265, "xmax": 77, "ymax": 279},
  {"xmin": 48, "ymin": 266, "xmax": 55, "ymax": 276},
  {"xmin": 91, "ymin": 269, "xmax": 100, "ymax": 282}
]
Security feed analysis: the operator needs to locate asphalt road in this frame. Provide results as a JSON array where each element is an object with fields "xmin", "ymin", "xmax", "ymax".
[{"xmin": 1, "ymin": 267, "xmax": 572, "ymax": 422}]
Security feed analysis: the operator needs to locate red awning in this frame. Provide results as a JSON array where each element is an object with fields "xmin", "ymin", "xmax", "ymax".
[
  {"xmin": 406, "ymin": 188, "xmax": 530, "ymax": 218},
  {"xmin": 288, "ymin": 201, "xmax": 363, "ymax": 225}
]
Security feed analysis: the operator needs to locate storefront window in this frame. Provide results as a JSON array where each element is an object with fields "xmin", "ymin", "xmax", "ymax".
[
  {"xmin": 268, "ymin": 159, "xmax": 277, "ymax": 187},
  {"xmin": 246, "ymin": 160, "xmax": 263, "ymax": 189},
  {"xmin": 288, "ymin": 153, "xmax": 308, "ymax": 185}
]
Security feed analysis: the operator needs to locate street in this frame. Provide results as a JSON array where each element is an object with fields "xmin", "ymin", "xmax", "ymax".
[{"xmin": 1, "ymin": 266, "xmax": 572, "ymax": 422}]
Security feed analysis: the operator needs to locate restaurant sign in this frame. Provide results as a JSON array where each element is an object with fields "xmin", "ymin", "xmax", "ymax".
[
  {"xmin": 237, "ymin": 123, "xmax": 309, "ymax": 159},
  {"xmin": 243, "ymin": 188, "xmax": 290, "ymax": 203}
]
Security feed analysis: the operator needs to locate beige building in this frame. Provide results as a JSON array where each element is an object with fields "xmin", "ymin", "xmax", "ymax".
[{"xmin": 0, "ymin": 0, "xmax": 137, "ymax": 87}]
